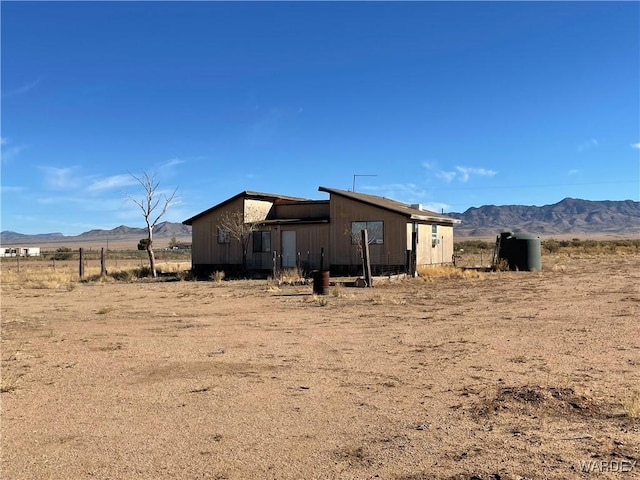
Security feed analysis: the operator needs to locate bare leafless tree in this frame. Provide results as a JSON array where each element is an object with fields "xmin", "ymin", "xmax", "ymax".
[
  {"xmin": 218, "ymin": 210, "xmax": 261, "ymax": 272},
  {"xmin": 128, "ymin": 172, "xmax": 177, "ymax": 278},
  {"xmin": 346, "ymin": 221, "xmax": 382, "ymax": 276}
]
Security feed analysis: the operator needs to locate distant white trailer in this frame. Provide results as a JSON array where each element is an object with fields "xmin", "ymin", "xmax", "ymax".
[{"xmin": 0, "ymin": 247, "xmax": 40, "ymax": 257}]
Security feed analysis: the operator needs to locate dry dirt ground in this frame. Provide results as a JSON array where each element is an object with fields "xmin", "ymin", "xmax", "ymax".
[{"xmin": 1, "ymin": 254, "xmax": 639, "ymax": 480}]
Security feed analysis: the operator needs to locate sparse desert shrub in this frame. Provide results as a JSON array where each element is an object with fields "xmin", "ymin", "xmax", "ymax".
[
  {"xmin": 543, "ymin": 240, "xmax": 562, "ymax": 253},
  {"xmin": 176, "ymin": 270, "xmax": 194, "ymax": 281},
  {"xmin": 133, "ymin": 265, "xmax": 152, "ymax": 278},
  {"xmin": 52, "ymin": 247, "xmax": 73, "ymax": 261},
  {"xmin": 454, "ymin": 240, "xmax": 492, "ymax": 253},
  {"xmin": 108, "ymin": 269, "xmax": 133, "ymax": 282}
]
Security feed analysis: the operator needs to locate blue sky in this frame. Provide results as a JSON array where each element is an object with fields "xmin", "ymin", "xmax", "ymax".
[{"xmin": 2, "ymin": 1, "xmax": 639, "ymax": 235}]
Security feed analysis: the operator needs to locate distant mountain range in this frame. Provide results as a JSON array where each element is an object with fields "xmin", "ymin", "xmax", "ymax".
[
  {"xmin": 449, "ymin": 197, "xmax": 640, "ymax": 237},
  {"xmin": 0, "ymin": 221, "xmax": 192, "ymax": 245},
  {"xmin": 1, "ymin": 198, "xmax": 638, "ymax": 245}
]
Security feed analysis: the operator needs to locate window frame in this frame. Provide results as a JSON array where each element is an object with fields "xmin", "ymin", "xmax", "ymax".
[
  {"xmin": 252, "ymin": 230, "xmax": 271, "ymax": 253},
  {"xmin": 217, "ymin": 227, "xmax": 230, "ymax": 244},
  {"xmin": 350, "ymin": 220, "xmax": 384, "ymax": 245}
]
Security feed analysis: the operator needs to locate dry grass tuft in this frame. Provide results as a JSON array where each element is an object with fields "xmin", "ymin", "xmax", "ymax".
[
  {"xmin": 276, "ymin": 268, "xmax": 306, "ymax": 286},
  {"xmin": 417, "ymin": 265, "xmax": 486, "ymax": 279},
  {"xmin": 266, "ymin": 283, "xmax": 281, "ymax": 293},
  {"xmin": 210, "ymin": 270, "xmax": 226, "ymax": 284},
  {"xmin": 492, "ymin": 258, "xmax": 510, "ymax": 272},
  {"xmin": 0, "ymin": 266, "xmax": 81, "ymax": 290},
  {"xmin": 623, "ymin": 392, "xmax": 640, "ymax": 418},
  {"xmin": 370, "ymin": 293, "xmax": 406, "ymax": 305},
  {"xmin": 96, "ymin": 306, "xmax": 115, "ymax": 315},
  {"xmin": 155, "ymin": 262, "xmax": 189, "ymax": 274},
  {"xmin": 549, "ymin": 264, "xmax": 567, "ymax": 273},
  {"xmin": 331, "ymin": 283, "xmax": 349, "ymax": 298},
  {"xmin": 308, "ymin": 294, "xmax": 328, "ymax": 306},
  {"xmin": 1, "ymin": 374, "xmax": 19, "ymax": 393}
]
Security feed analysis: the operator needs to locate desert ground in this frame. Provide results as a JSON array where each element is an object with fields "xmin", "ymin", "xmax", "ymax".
[{"xmin": 1, "ymin": 250, "xmax": 639, "ymax": 479}]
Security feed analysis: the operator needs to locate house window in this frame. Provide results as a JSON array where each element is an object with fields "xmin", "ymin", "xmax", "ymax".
[
  {"xmin": 351, "ymin": 221, "xmax": 384, "ymax": 245},
  {"xmin": 253, "ymin": 231, "xmax": 271, "ymax": 252},
  {"xmin": 217, "ymin": 227, "xmax": 230, "ymax": 244}
]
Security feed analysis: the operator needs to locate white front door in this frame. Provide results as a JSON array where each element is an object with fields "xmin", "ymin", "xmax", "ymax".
[{"xmin": 281, "ymin": 231, "xmax": 296, "ymax": 267}]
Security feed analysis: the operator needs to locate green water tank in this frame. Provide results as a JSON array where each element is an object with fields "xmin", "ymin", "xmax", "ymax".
[{"xmin": 498, "ymin": 232, "xmax": 542, "ymax": 271}]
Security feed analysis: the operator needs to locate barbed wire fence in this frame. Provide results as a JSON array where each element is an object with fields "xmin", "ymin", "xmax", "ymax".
[{"xmin": 0, "ymin": 247, "xmax": 192, "ymax": 277}]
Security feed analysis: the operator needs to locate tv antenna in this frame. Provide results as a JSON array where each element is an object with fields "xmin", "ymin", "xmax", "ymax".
[{"xmin": 352, "ymin": 174, "xmax": 377, "ymax": 192}]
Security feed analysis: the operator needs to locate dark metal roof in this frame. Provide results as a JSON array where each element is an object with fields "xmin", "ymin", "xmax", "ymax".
[
  {"xmin": 318, "ymin": 186, "xmax": 461, "ymax": 225},
  {"xmin": 183, "ymin": 191, "xmax": 309, "ymax": 225}
]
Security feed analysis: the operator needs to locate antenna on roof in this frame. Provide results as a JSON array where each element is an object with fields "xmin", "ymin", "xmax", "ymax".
[{"xmin": 352, "ymin": 174, "xmax": 377, "ymax": 192}]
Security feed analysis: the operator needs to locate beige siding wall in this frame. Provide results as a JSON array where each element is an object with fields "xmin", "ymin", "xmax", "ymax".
[
  {"xmin": 244, "ymin": 199, "xmax": 273, "ymax": 222},
  {"xmin": 328, "ymin": 195, "xmax": 408, "ymax": 267},
  {"xmin": 415, "ymin": 223, "xmax": 454, "ymax": 266}
]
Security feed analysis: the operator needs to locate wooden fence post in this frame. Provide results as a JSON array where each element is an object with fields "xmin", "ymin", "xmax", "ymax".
[
  {"xmin": 79, "ymin": 248, "xmax": 84, "ymax": 280},
  {"xmin": 361, "ymin": 229, "xmax": 373, "ymax": 287},
  {"xmin": 101, "ymin": 247, "xmax": 106, "ymax": 276}
]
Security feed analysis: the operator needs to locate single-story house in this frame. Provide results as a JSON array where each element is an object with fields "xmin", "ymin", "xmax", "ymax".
[{"xmin": 183, "ymin": 186, "xmax": 460, "ymax": 277}]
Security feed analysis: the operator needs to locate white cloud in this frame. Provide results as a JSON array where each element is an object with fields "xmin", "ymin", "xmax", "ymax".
[
  {"xmin": 455, "ymin": 166, "xmax": 497, "ymax": 182},
  {"xmin": 362, "ymin": 183, "xmax": 453, "ymax": 213},
  {"xmin": 421, "ymin": 161, "xmax": 435, "ymax": 170},
  {"xmin": 0, "ymin": 185, "xmax": 25, "ymax": 194},
  {"xmin": 420, "ymin": 202, "xmax": 452, "ymax": 214},
  {"xmin": 436, "ymin": 170, "xmax": 457, "ymax": 183},
  {"xmin": 87, "ymin": 174, "xmax": 138, "ymax": 192},
  {"xmin": 568, "ymin": 169, "xmax": 579, "ymax": 176},
  {"xmin": 631, "ymin": 142, "xmax": 640, "ymax": 150},
  {"xmin": 165, "ymin": 158, "xmax": 185, "ymax": 168},
  {"xmin": 1, "ymin": 137, "xmax": 28, "ymax": 163},
  {"xmin": 578, "ymin": 138, "xmax": 599, "ymax": 152},
  {"xmin": 423, "ymin": 162, "xmax": 496, "ymax": 183},
  {"xmin": 362, "ymin": 183, "xmax": 425, "ymax": 200},
  {"xmin": 363, "ymin": 183, "xmax": 443, "ymax": 205},
  {"xmin": 40, "ymin": 166, "xmax": 85, "ymax": 190},
  {"xmin": 4, "ymin": 78, "xmax": 41, "ymax": 97}
]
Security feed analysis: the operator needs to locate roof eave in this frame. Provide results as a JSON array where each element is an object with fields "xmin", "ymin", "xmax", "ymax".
[
  {"xmin": 320, "ymin": 186, "xmax": 460, "ymax": 224},
  {"xmin": 183, "ymin": 191, "xmax": 309, "ymax": 225},
  {"xmin": 410, "ymin": 214, "xmax": 462, "ymax": 224}
]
